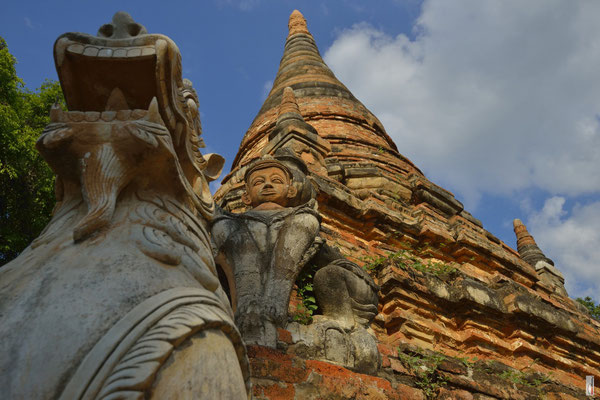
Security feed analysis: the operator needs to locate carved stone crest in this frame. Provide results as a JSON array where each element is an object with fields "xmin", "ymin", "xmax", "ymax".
[{"xmin": 0, "ymin": 12, "xmax": 248, "ymax": 399}]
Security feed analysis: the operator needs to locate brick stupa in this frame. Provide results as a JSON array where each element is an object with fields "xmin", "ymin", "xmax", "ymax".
[{"xmin": 215, "ymin": 10, "xmax": 600, "ymax": 398}]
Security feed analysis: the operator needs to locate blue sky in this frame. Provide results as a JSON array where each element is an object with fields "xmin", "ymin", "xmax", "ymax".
[{"xmin": 2, "ymin": 0, "xmax": 599, "ymax": 301}]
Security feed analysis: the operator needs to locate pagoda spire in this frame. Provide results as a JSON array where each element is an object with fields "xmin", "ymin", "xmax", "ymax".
[
  {"xmin": 263, "ymin": 86, "xmax": 330, "ymax": 174},
  {"xmin": 229, "ymin": 9, "xmax": 401, "ymax": 172},
  {"xmin": 277, "ymin": 86, "xmax": 303, "ymax": 124},
  {"xmin": 264, "ymin": 9, "xmax": 350, "ymax": 111},
  {"xmin": 288, "ymin": 10, "xmax": 310, "ymax": 36},
  {"xmin": 513, "ymin": 219, "xmax": 554, "ymax": 266}
]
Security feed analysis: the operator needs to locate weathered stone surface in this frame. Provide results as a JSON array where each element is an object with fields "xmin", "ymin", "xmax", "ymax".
[
  {"xmin": 377, "ymin": 260, "xmax": 600, "ymax": 390},
  {"xmin": 313, "ymin": 258, "xmax": 379, "ymax": 329},
  {"xmin": 151, "ymin": 330, "xmax": 247, "ymax": 399},
  {"xmin": 285, "ymin": 320, "xmax": 380, "ymax": 375},
  {"xmin": 249, "ymin": 345, "xmax": 423, "ymax": 400},
  {"xmin": 0, "ymin": 12, "xmax": 248, "ymax": 399},
  {"xmin": 212, "ymin": 154, "xmax": 321, "ymax": 347},
  {"xmin": 247, "ymin": 341, "xmax": 590, "ymax": 399},
  {"xmin": 215, "ymin": 9, "xmax": 599, "ymax": 396}
]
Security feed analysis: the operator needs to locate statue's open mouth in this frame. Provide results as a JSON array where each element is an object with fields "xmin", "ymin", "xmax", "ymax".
[
  {"xmin": 48, "ymin": 12, "xmax": 221, "ymax": 216},
  {"xmin": 56, "ymin": 38, "xmax": 155, "ymax": 111},
  {"xmin": 52, "ymin": 12, "xmax": 209, "ymax": 180},
  {"xmin": 54, "ymin": 32, "xmax": 182, "ymax": 128}
]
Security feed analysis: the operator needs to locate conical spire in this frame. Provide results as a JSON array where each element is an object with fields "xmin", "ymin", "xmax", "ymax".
[
  {"xmin": 261, "ymin": 10, "xmax": 352, "ymax": 116},
  {"xmin": 263, "ymin": 85, "xmax": 330, "ymax": 175},
  {"xmin": 277, "ymin": 87, "xmax": 303, "ymax": 124},
  {"xmin": 288, "ymin": 10, "xmax": 309, "ymax": 36},
  {"xmin": 513, "ymin": 219, "xmax": 553, "ymax": 267},
  {"xmin": 230, "ymin": 10, "xmax": 401, "ymax": 171}
]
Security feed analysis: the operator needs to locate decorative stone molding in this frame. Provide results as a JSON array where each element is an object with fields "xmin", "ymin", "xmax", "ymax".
[{"xmin": 60, "ymin": 288, "xmax": 250, "ymax": 399}]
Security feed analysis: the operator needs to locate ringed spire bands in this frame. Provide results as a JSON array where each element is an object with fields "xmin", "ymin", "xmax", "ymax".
[{"xmin": 228, "ymin": 9, "xmax": 418, "ymax": 178}]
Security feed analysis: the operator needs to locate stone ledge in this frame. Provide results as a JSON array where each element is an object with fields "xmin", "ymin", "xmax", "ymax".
[
  {"xmin": 247, "ymin": 343, "xmax": 589, "ymax": 399},
  {"xmin": 376, "ymin": 262, "xmax": 600, "ymax": 390}
]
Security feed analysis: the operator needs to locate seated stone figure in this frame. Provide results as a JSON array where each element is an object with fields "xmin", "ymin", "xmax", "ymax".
[
  {"xmin": 211, "ymin": 155, "xmax": 321, "ymax": 346},
  {"xmin": 288, "ymin": 243, "xmax": 381, "ymax": 374},
  {"xmin": 312, "ymin": 251, "xmax": 380, "ymax": 330}
]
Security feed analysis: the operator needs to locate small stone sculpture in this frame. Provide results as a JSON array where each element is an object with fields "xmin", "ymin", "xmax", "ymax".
[
  {"xmin": 212, "ymin": 154, "xmax": 321, "ymax": 346},
  {"xmin": 212, "ymin": 148, "xmax": 381, "ymax": 373},
  {"xmin": 289, "ymin": 243, "xmax": 382, "ymax": 374},
  {"xmin": 0, "ymin": 12, "xmax": 249, "ymax": 399},
  {"xmin": 513, "ymin": 219, "xmax": 567, "ymax": 296}
]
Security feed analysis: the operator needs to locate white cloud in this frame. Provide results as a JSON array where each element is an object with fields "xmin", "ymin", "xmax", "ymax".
[
  {"xmin": 24, "ymin": 17, "xmax": 33, "ymax": 29},
  {"xmin": 324, "ymin": 0, "xmax": 600, "ymax": 208},
  {"xmin": 528, "ymin": 197, "xmax": 600, "ymax": 298}
]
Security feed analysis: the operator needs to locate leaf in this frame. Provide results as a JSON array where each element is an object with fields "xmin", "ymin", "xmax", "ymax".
[{"xmin": 0, "ymin": 38, "xmax": 62, "ymax": 265}]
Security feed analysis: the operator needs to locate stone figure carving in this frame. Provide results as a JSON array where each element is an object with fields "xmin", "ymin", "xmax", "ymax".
[
  {"xmin": 0, "ymin": 12, "xmax": 249, "ymax": 399},
  {"xmin": 296, "ymin": 245, "xmax": 381, "ymax": 374},
  {"xmin": 212, "ymin": 149, "xmax": 381, "ymax": 373},
  {"xmin": 212, "ymin": 153, "xmax": 321, "ymax": 346}
]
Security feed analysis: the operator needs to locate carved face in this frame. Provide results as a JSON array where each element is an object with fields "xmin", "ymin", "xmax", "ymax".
[{"xmin": 243, "ymin": 166, "xmax": 297, "ymax": 208}]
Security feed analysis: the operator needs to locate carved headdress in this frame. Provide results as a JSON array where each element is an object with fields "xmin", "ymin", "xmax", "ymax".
[{"xmin": 244, "ymin": 156, "xmax": 293, "ymax": 184}]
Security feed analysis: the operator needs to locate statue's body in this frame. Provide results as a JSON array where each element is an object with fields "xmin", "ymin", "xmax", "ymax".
[
  {"xmin": 212, "ymin": 151, "xmax": 381, "ymax": 374},
  {"xmin": 212, "ymin": 157, "xmax": 321, "ymax": 345},
  {"xmin": 0, "ymin": 12, "xmax": 249, "ymax": 399}
]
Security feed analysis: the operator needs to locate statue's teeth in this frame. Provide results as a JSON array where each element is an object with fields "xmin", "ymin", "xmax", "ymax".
[
  {"xmin": 146, "ymin": 97, "xmax": 162, "ymax": 124},
  {"xmin": 83, "ymin": 46, "xmax": 99, "ymax": 57},
  {"xmin": 116, "ymin": 110, "xmax": 132, "ymax": 120},
  {"xmin": 67, "ymin": 44, "xmax": 154, "ymax": 58},
  {"xmin": 84, "ymin": 111, "xmax": 100, "ymax": 122},
  {"xmin": 59, "ymin": 110, "xmax": 148, "ymax": 122},
  {"xmin": 127, "ymin": 48, "xmax": 142, "ymax": 57},
  {"xmin": 101, "ymin": 111, "xmax": 116, "ymax": 121},
  {"xmin": 67, "ymin": 44, "xmax": 84, "ymax": 54},
  {"xmin": 98, "ymin": 48, "xmax": 113, "ymax": 58},
  {"xmin": 131, "ymin": 109, "xmax": 146, "ymax": 119},
  {"xmin": 113, "ymin": 48, "xmax": 127, "ymax": 57},
  {"xmin": 105, "ymin": 87, "xmax": 129, "ymax": 111},
  {"xmin": 69, "ymin": 111, "xmax": 84, "ymax": 122},
  {"xmin": 141, "ymin": 47, "xmax": 155, "ymax": 56}
]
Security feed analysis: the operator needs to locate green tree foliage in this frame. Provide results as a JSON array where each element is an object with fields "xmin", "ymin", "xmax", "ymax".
[
  {"xmin": 0, "ymin": 36, "xmax": 64, "ymax": 265},
  {"xmin": 576, "ymin": 296, "xmax": 600, "ymax": 320}
]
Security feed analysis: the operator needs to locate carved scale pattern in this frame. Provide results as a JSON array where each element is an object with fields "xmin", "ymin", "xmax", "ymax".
[{"xmin": 133, "ymin": 191, "xmax": 220, "ymax": 291}]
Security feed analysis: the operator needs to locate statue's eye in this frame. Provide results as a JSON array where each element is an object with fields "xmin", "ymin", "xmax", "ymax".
[
  {"xmin": 272, "ymin": 178, "xmax": 283, "ymax": 184},
  {"xmin": 128, "ymin": 23, "xmax": 143, "ymax": 37},
  {"xmin": 253, "ymin": 179, "xmax": 264, "ymax": 186},
  {"xmin": 98, "ymin": 24, "xmax": 114, "ymax": 38}
]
